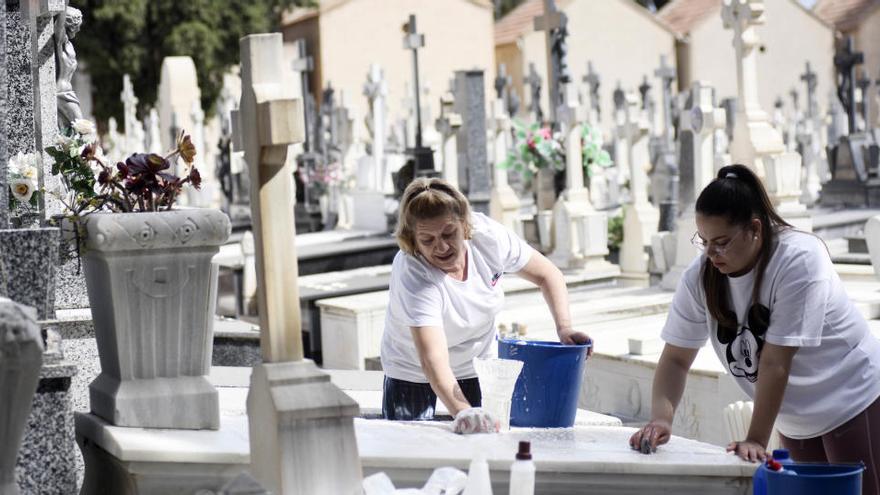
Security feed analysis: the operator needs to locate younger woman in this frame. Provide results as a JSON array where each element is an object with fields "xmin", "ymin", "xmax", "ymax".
[{"xmin": 629, "ymin": 164, "xmax": 880, "ymax": 495}]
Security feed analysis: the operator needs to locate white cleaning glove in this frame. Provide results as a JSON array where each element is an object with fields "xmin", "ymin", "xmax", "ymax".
[{"xmin": 452, "ymin": 407, "xmax": 499, "ymax": 434}]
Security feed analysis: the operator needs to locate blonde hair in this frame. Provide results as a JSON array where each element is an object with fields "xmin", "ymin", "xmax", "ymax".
[{"xmin": 395, "ymin": 177, "xmax": 473, "ymax": 256}]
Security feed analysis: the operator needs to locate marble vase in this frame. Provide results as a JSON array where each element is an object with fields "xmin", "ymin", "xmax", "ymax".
[{"xmin": 81, "ymin": 208, "xmax": 231, "ymax": 429}]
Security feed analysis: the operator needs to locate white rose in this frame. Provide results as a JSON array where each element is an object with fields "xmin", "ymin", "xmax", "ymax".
[
  {"xmin": 10, "ymin": 178, "xmax": 36, "ymax": 203},
  {"xmin": 72, "ymin": 119, "xmax": 96, "ymax": 136},
  {"xmin": 21, "ymin": 165, "xmax": 38, "ymax": 180}
]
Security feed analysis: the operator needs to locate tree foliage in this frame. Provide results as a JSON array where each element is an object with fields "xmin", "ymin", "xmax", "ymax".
[{"xmin": 71, "ymin": 0, "xmax": 312, "ymax": 124}]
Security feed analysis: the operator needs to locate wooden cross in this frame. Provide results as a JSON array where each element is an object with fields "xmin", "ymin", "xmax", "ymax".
[
  {"xmin": 533, "ymin": 0, "xmax": 565, "ymax": 123},
  {"xmin": 239, "ymin": 33, "xmax": 306, "ymax": 363}
]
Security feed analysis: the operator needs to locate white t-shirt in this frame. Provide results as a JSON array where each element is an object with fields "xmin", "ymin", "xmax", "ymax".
[
  {"xmin": 380, "ymin": 213, "xmax": 533, "ymax": 383},
  {"xmin": 662, "ymin": 229, "xmax": 880, "ymax": 439}
]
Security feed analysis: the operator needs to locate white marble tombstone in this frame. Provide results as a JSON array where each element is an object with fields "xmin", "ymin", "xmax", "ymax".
[
  {"xmin": 158, "ymin": 56, "xmax": 201, "ymax": 153},
  {"xmin": 350, "ymin": 64, "xmax": 388, "ymax": 232},
  {"xmin": 488, "ymin": 98, "xmax": 520, "ymax": 231},
  {"xmin": 661, "ymin": 82, "xmax": 726, "ymax": 291},
  {"xmin": 619, "ymin": 92, "xmax": 659, "ymax": 279},
  {"xmin": 436, "ymin": 90, "xmax": 462, "ymax": 189},
  {"xmin": 721, "ymin": 0, "xmax": 811, "ymax": 231},
  {"xmin": 549, "ymin": 85, "xmax": 617, "ymax": 276}
]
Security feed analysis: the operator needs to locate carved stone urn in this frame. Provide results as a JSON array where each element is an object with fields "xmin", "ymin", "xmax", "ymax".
[{"xmin": 80, "ymin": 208, "xmax": 230, "ymax": 430}]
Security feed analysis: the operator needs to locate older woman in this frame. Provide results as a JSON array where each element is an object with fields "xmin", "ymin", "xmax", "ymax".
[{"xmin": 380, "ymin": 177, "xmax": 590, "ymax": 433}]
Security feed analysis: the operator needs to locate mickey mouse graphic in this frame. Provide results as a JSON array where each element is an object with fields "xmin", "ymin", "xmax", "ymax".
[{"xmin": 717, "ymin": 304, "xmax": 770, "ymax": 383}]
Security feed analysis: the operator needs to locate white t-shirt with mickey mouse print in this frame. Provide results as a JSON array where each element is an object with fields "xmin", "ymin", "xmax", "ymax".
[
  {"xmin": 662, "ymin": 229, "xmax": 880, "ymax": 439},
  {"xmin": 380, "ymin": 212, "xmax": 533, "ymax": 383}
]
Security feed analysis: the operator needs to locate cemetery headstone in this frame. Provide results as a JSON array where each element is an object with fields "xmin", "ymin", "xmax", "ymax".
[
  {"xmin": 489, "ymin": 93, "xmax": 520, "ymax": 231},
  {"xmin": 435, "ymin": 89, "xmax": 462, "ymax": 188},
  {"xmin": 402, "ymin": 14, "xmax": 435, "ymax": 177},
  {"xmin": 661, "ymin": 81, "xmax": 726, "ymax": 290},
  {"xmin": 525, "ymin": 62, "xmax": 543, "ymax": 123},
  {"xmin": 722, "ymin": 0, "xmax": 810, "ymax": 230},
  {"xmin": 454, "ymin": 70, "xmax": 490, "ymax": 214},
  {"xmin": 238, "ymin": 33, "xmax": 362, "ymax": 494},
  {"xmin": 652, "ymin": 55, "xmax": 678, "ymax": 232}
]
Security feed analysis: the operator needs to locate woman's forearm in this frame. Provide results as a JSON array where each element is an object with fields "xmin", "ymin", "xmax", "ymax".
[
  {"xmin": 650, "ymin": 345, "xmax": 698, "ymax": 424},
  {"xmin": 747, "ymin": 344, "xmax": 797, "ymax": 446},
  {"xmin": 518, "ymin": 253, "xmax": 573, "ymax": 334},
  {"xmin": 421, "ymin": 354, "xmax": 471, "ymax": 416}
]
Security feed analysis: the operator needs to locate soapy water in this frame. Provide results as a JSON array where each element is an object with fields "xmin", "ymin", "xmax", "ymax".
[{"xmin": 472, "ymin": 357, "xmax": 523, "ymax": 432}]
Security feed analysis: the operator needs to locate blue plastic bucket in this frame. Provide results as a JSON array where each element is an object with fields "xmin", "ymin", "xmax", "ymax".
[
  {"xmin": 497, "ymin": 339, "xmax": 590, "ymax": 427},
  {"xmin": 765, "ymin": 463, "xmax": 864, "ymax": 495}
]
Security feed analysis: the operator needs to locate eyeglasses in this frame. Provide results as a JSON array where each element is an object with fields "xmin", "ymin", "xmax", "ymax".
[{"xmin": 691, "ymin": 228, "xmax": 748, "ymax": 256}]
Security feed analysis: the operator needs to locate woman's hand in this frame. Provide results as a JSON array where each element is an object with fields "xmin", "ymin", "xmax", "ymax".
[
  {"xmin": 558, "ymin": 328, "xmax": 593, "ymax": 355},
  {"xmin": 629, "ymin": 419, "xmax": 672, "ymax": 453},
  {"xmin": 452, "ymin": 407, "xmax": 499, "ymax": 434},
  {"xmin": 727, "ymin": 439, "xmax": 767, "ymax": 463}
]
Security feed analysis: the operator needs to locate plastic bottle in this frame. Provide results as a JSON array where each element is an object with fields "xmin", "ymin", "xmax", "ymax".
[
  {"xmin": 463, "ymin": 452, "xmax": 493, "ymax": 495},
  {"xmin": 508, "ymin": 441, "xmax": 535, "ymax": 495},
  {"xmin": 772, "ymin": 448, "xmax": 793, "ymax": 466},
  {"xmin": 754, "ymin": 449, "xmax": 796, "ymax": 495}
]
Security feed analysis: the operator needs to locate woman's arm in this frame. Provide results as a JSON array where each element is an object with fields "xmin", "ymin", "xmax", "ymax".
[
  {"xmin": 410, "ymin": 325, "xmax": 472, "ymax": 416},
  {"xmin": 630, "ymin": 343, "xmax": 699, "ymax": 451},
  {"xmin": 516, "ymin": 250, "xmax": 589, "ymax": 344},
  {"xmin": 729, "ymin": 342, "xmax": 798, "ymax": 462}
]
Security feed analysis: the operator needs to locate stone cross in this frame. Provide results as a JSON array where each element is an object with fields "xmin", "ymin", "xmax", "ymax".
[
  {"xmin": 721, "ymin": 0, "xmax": 766, "ymax": 117},
  {"xmin": 833, "ymin": 36, "xmax": 863, "ymax": 135},
  {"xmin": 363, "ymin": 64, "xmax": 387, "ymax": 191},
  {"xmin": 239, "ymin": 35, "xmax": 306, "ymax": 363},
  {"xmin": 654, "ymin": 55, "xmax": 677, "ymax": 146},
  {"xmin": 495, "ymin": 63, "xmax": 510, "ymax": 101},
  {"xmin": 613, "ymin": 81, "xmax": 626, "ymax": 126},
  {"xmin": 534, "ymin": 0, "xmax": 567, "ymax": 124},
  {"xmin": 146, "ymin": 108, "xmax": 162, "ymax": 153},
  {"xmin": 524, "ymin": 62, "xmax": 543, "ymax": 123},
  {"xmin": 638, "ymin": 75, "xmax": 652, "ymax": 113},
  {"xmin": 857, "ymin": 71, "xmax": 872, "ymax": 131},
  {"xmin": 121, "ymin": 74, "xmax": 139, "ymax": 153},
  {"xmin": 239, "ymin": 33, "xmax": 362, "ymax": 494},
  {"xmin": 489, "ymin": 95, "xmax": 520, "ymax": 230},
  {"xmin": 291, "ymin": 39, "xmax": 314, "ymax": 152},
  {"xmin": 583, "ymin": 60, "xmax": 600, "ymax": 123},
  {"xmin": 661, "ymin": 81, "xmax": 726, "ymax": 290},
  {"xmin": 621, "ymin": 92, "xmax": 652, "ymax": 206},
  {"xmin": 402, "ymin": 14, "xmax": 429, "ymax": 163},
  {"xmin": 801, "ymin": 61, "xmax": 818, "ymax": 119},
  {"xmin": 435, "ymin": 91, "xmax": 461, "ymax": 188}
]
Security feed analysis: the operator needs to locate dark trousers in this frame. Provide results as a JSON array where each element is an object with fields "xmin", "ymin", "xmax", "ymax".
[
  {"xmin": 382, "ymin": 376, "xmax": 481, "ymax": 420},
  {"xmin": 780, "ymin": 395, "xmax": 880, "ymax": 495}
]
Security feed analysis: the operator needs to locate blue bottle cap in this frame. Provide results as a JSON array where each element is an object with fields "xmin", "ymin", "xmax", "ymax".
[{"xmin": 772, "ymin": 448, "xmax": 790, "ymax": 460}]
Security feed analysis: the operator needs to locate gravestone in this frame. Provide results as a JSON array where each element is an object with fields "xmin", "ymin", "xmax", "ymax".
[
  {"xmin": 652, "ymin": 55, "xmax": 678, "ymax": 232},
  {"xmin": 435, "ymin": 88, "xmax": 461, "ymax": 188},
  {"xmin": 722, "ymin": 0, "xmax": 810, "ymax": 231},
  {"xmin": 534, "ymin": 0, "xmax": 568, "ymax": 124},
  {"xmin": 238, "ymin": 33, "xmax": 362, "ymax": 494},
  {"xmin": 525, "ymin": 62, "xmax": 543, "ymax": 123},
  {"xmin": 549, "ymin": 84, "xmax": 617, "ymax": 276},
  {"xmin": 158, "ymin": 56, "xmax": 200, "ymax": 157},
  {"xmin": 488, "ymin": 95, "xmax": 520, "ymax": 230},
  {"xmin": 120, "ymin": 74, "xmax": 144, "ymax": 157},
  {"xmin": 454, "ymin": 70, "xmax": 490, "ymax": 214},
  {"xmin": 402, "ymin": 14, "xmax": 435, "ymax": 177},
  {"xmin": 350, "ymin": 64, "xmax": 388, "ymax": 232},
  {"xmin": 797, "ymin": 62, "xmax": 824, "ymax": 205},
  {"xmin": 823, "ymin": 37, "xmax": 880, "ymax": 207},
  {"xmin": 0, "ymin": 298, "xmax": 43, "ymax": 495},
  {"xmin": 583, "ymin": 60, "xmax": 600, "ymax": 126},
  {"xmin": 618, "ymin": 91, "xmax": 659, "ymax": 278},
  {"xmin": 661, "ymin": 82, "xmax": 726, "ymax": 290}
]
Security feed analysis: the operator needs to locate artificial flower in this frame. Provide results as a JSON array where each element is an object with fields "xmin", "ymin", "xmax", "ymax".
[
  {"xmin": 10, "ymin": 178, "xmax": 36, "ymax": 203},
  {"xmin": 72, "ymin": 119, "xmax": 96, "ymax": 136}
]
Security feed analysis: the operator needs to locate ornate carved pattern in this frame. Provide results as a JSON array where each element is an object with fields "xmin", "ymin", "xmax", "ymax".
[{"xmin": 83, "ymin": 209, "xmax": 231, "ymax": 252}]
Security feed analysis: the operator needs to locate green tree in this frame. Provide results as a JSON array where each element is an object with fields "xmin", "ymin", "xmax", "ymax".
[{"xmin": 72, "ymin": 0, "xmax": 312, "ymax": 124}]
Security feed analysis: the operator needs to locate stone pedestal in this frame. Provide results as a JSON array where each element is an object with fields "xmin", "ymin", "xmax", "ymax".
[
  {"xmin": 0, "ymin": 298, "xmax": 44, "ymax": 495},
  {"xmin": 247, "ymin": 361, "xmax": 362, "ymax": 495},
  {"xmin": 0, "ymin": 227, "xmax": 60, "ymax": 319},
  {"xmin": 620, "ymin": 203, "xmax": 660, "ymax": 278},
  {"xmin": 350, "ymin": 190, "xmax": 387, "ymax": 232}
]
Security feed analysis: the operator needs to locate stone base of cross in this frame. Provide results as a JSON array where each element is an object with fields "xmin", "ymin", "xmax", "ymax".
[
  {"xmin": 238, "ymin": 33, "xmax": 362, "ymax": 494},
  {"xmin": 488, "ymin": 99, "xmax": 521, "ymax": 231}
]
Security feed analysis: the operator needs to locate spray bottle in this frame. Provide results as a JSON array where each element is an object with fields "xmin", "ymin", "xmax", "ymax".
[{"xmin": 508, "ymin": 441, "xmax": 535, "ymax": 495}]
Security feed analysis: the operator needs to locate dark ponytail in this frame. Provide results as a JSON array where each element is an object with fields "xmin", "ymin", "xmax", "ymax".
[{"xmin": 695, "ymin": 164, "xmax": 792, "ymax": 330}]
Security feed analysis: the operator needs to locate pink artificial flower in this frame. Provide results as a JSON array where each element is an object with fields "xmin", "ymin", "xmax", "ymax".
[{"xmin": 539, "ymin": 127, "xmax": 552, "ymax": 140}]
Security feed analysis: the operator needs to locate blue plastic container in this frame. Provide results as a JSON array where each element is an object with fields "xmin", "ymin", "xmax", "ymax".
[
  {"xmin": 753, "ymin": 449, "xmax": 794, "ymax": 495},
  {"xmin": 497, "ymin": 339, "xmax": 590, "ymax": 427},
  {"xmin": 763, "ymin": 462, "xmax": 864, "ymax": 495}
]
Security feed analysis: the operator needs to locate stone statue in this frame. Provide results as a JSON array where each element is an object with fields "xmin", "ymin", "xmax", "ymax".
[{"xmin": 55, "ymin": 6, "xmax": 84, "ymax": 130}]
